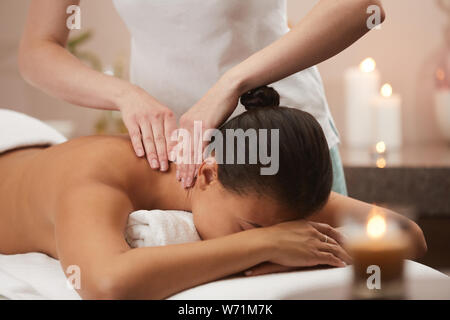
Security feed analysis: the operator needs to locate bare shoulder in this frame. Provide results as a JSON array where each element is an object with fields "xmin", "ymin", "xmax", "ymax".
[
  {"xmin": 43, "ymin": 135, "xmax": 140, "ymax": 186},
  {"xmin": 35, "ymin": 134, "xmax": 158, "ymax": 223}
]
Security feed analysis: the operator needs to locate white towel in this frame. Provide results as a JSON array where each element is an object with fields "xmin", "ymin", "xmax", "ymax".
[
  {"xmin": 126, "ymin": 210, "xmax": 201, "ymax": 248},
  {"xmin": 0, "ymin": 108, "xmax": 67, "ymax": 154}
]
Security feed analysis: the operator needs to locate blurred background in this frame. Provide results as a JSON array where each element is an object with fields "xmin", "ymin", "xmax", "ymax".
[{"xmin": 0, "ymin": 1, "xmax": 449, "ymax": 273}]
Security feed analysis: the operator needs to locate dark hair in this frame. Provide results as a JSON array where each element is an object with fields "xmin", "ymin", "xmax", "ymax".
[{"xmin": 216, "ymin": 85, "xmax": 332, "ymax": 217}]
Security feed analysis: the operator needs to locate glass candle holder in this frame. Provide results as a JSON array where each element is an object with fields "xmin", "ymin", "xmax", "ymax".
[{"xmin": 342, "ymin": 208, "xmax": 412, "ymax": 299}]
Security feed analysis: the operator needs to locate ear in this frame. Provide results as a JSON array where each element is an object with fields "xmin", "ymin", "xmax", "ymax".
[{"xmin": 196, "ymin": 157, "xmax": 219, "ymax": 191}]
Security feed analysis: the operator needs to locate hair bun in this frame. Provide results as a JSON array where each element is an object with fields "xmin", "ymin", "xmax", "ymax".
[{"xmin": 240, "ymin": 86, "xmax": 280, "ymax": 110}]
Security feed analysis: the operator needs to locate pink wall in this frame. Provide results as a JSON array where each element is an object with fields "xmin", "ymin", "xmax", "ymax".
[{"xmin": 0, "ymin": 0, "xmax": 446, "ymax": 145}]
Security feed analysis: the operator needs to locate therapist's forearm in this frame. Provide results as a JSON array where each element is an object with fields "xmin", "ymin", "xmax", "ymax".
[
  {"xmin": 18, "ymin": 39, "xmax": 132, "ymax": 110},
  {"xmin": 225, "ymin": 0, "xmax": 385, "ymax": 94}
]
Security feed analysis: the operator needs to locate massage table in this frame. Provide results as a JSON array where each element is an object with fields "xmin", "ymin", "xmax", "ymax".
[{"xmin": 0, "ymin": 252, "xmax": 448, "ymax": 300}]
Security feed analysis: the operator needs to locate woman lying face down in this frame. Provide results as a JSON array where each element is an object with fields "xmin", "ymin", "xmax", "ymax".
[{"xmin": 0, "ymin": 88, "xmax": 427, "ymax": 299}]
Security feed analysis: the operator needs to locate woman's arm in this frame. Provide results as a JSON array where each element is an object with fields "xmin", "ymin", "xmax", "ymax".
[
  {"xmin": 226, "ymin": 0, "xmax": 386, "ymax": 94},
  {"xmin": 309, "ymin": 192, "xmax": 428, "ymax": 259},
  {"xmin": 56, "ymin": 183, "xmax": 350, "ymax": 299},
  {"xmin": 177, "ymin": 0, "xmax": 385, "ymax": 186},
  {"xmin": 19, "ymin": 0, "xmax": 127, "ymax": 111},
  {"xmin": 19, "ymin": 0, "xmax": 176, "ymax": 171}
]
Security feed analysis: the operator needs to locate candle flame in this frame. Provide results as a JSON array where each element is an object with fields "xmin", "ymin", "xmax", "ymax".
[
  {"xmin": 381, "ymin": 83, "xmax": 393, "ymax": 98},
  {"xmin": 359, "ymin": 58, "xmax": 376, "ymax": 73},
  {"xmin": 376, "ymin": 157, "xmax": 386, "ymax": 168},
  {"xmin": 375, "ymin": 141, "xmax": 386, "ymax": 154},
  {"xmin": 367, "ymin": 210, "xmax": 386, "ymax": 239}
]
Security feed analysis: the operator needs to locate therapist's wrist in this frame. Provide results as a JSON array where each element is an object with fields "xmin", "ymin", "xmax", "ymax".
[
  {"xmin": 111, "ymin": 80, "xmax": 143, "ymax": 111},
  {"xmin": 220, "ymin": 68, "xmax": 253, "ymax": 98}
]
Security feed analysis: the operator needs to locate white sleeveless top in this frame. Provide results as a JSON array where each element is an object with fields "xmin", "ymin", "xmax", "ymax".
[{"xmin": 113, "ymin": 0, "xmax": 339, "ymax": 148}]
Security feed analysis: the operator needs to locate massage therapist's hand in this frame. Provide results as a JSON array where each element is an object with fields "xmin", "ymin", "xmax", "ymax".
[
  {"xmin": 244, "ymin": 220, "xmax": 352, "ymax": 277},
  {"xmin": 118, "ymin": 85, "xmax": 177, "ymax": 171},
  {"xmin": 177, "ymin": 75, "xmax": 242, "ymax": 188}
]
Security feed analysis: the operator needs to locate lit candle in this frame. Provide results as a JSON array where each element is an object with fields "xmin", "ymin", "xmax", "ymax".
[
  {"xmin": 371, "ymin": 141, "xmax": 387, "ymax": 168},
  {"xmin": 434, "ymin": 59, "xmax": 450, "ymax": 142},
  {"xmin": 345, "ymin": 58, "xmax": 381, "ymax": 149},
  {"xmin": 434, "ymin": 88, "xmax": 450, "ymax": 142},
  {"xmin": 376, "ymin": 156, "xmax": 386, "ymax": 169},
  {"xmin": 371, "ymin": 84, "xmax": 402, "ymax": 150},
  {"xmin": 344, "ymin": 208, "xmax": 411, "ymax": 299}
]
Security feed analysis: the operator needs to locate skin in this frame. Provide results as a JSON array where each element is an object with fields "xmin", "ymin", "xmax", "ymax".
[
  {"xmin": 19, "ymin": 0, "xmax": 386, "ymax": 188},
  {"xmin": 0, "ymin": 136, "xmax": 426, "ymax": 299}
]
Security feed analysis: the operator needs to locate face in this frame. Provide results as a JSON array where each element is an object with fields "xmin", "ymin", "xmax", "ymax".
[{"xmin": 191, "ymin": 159, "xmax": 299, "ymax": 240}]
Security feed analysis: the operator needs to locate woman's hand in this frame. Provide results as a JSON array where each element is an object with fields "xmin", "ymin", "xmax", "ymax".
[
  {"xmin": 176, "ymin": 75, "xmax": 243, "ymax": 188},
  {"xmin": 118, "ymin": 86, "xmax": 177, "ymax": 171},
  {"xmin": 244, "ymin": 220, "xmax": 352, "ymax": 276}
]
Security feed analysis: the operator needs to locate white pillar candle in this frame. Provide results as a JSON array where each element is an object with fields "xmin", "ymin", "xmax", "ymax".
[
  {"xmin": 371, "ymin": 84, "xmax": 402, "ymax": 150},
  {"xmin": 345, "ymin": 58, "xmax": 380, "ymax": 149},
  {"xmin": 434, "ymin": 89, "xmax": 450, "ymax": 141}
]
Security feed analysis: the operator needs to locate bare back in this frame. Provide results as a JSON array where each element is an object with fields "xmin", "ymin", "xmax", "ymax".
[{"xmin": 0, "ymin": 135, "xmax": 164, "ymax": 258}]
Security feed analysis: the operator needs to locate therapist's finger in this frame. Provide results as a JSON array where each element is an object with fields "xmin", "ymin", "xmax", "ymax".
[
  {"xmin": 182, "ymin": 164, "xmax": 193, "ymax": 188},
  {"xmin": 124, "ymin": 118, "xmax": 145, "ymax": 158},
  {"xmin": 139, "ymin": 121, "xmax": 159, "ymax": 170},
  {"xmin": 164, "ymin": 114, "xmax": 178, "ymax": 162},
  {"xmin": 183, "ymin": 149, "xmax": 198, "ymax": 188},
  {"xmin": 186, "ymin": 164, "xmax": 197, "ymax": 188},
  {"xmin": 151, "ymin": 118, "xmax": 168, "ymax": 172},
  {"xmin": 184, "ymin": 135, "xmax": 204, "ymax": 187}
]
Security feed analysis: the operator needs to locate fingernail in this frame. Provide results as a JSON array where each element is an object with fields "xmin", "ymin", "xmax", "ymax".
[
  {"xmin": 176, "ymin": 170, "xmax": 180, "ymax": 181},
  {"xmin": 169, "ymin": 151, "xmax": 176, "ymax": 162},
  {"xmin": 186, "ymin": 177, "xmax": 192, "ymax": 187},
  {"xmin": 181, "ymin": 178, "xmax": 185, "ymax": 187},
  {"xmin": 160, "ymin": 162, "xmax": 168, "ymax": 171},
  {"xmin": 245, "ymin": 270, "xmax": 253, "ymax": 276},
  {"xmin": 137, "ymin": 149, "xmax": 144, "ymax": 157},
  {"xmin": 151, "ymin": 159, "xmax": 159, "ymax": 169}
]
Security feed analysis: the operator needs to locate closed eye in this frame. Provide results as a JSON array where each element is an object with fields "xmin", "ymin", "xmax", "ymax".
[{"xmin": 239, "ymin": 219, "xmax": 262, "ymax": 230}]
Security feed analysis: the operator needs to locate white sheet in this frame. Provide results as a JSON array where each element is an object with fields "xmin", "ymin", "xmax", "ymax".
[{"xmin": 0, "ymin": 251, "xmax": 448, "ymax": 300}]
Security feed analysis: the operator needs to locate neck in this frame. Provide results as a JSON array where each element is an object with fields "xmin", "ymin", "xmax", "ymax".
[{"xmin": 130, "ymin": 161, "xmax": 193, "ymax": 212}]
